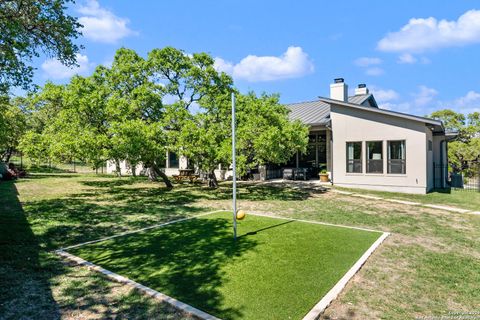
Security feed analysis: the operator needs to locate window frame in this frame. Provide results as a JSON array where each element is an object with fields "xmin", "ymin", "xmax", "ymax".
[
  {"xmin": 346, "ymin": 141, "xmax": 363, "ymax": 173},
  {"xmin": 366, "ymin": 140, "xmax": 384, "ymax": 174},
  {"xmin": 387, "ymin": 140, "xmax": 406, "ymax": 174}
]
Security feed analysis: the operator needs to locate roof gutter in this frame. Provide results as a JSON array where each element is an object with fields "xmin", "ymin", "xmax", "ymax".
[{"xmin": 319, "ymin": 97, "xmax": 443, "ymax": 127}]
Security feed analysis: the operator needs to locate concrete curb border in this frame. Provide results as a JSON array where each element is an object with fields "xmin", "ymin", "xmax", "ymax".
[
  {"xmin": 302, "ymin": 232, "xmax": 390, "ymax": 320},
  {"xmin": 55, "ymin": 250, "xmax": 220, "ymax": 320},
  {"xmin": 57, "ymin": 210, "xmax": 390, "ymax": 320},
  {"xmin": 247, "ymin": 211, "xmax": 385, "ymax": 234},
  {"xmin": 245, "ymin": 212, "xmax": 389, "ymax": 320}
]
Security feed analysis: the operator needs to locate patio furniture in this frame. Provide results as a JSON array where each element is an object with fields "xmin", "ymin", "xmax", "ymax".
[
  {"xmin": 172, "ymin": 169, "xmax": 199, "ymax": 183},
  {"xmin": 282, "ymin": 168, "xmax": 308, "ymax": 180},
  {"xmin": 283, "ymin": 168, "xmax": 294, "ymax": 180},
  {"xmin": 294, "ymin": 168, "xmax": 308, "ymax": 181}
]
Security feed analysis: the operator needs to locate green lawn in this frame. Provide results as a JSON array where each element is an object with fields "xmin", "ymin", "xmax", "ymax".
[
  {"xmin": 69, "ymin": 212, "xmax": 381, "ymax": 320},
  {"xmin": 335, "ymin": 186, "xmax": 480, "ymax": 211},
  {"xmin": 1, "ymin": 172, "xmax": 479, "ymax": 319}
]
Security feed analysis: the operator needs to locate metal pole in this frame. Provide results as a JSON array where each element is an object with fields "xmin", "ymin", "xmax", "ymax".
[{"xmin": 232, "ymin": 92, "xmax": 237, "ymax": 241}]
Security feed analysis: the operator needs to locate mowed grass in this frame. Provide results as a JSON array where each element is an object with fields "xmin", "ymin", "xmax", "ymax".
[
  {"xmin": 335, "ymin": 186, "xmax": 480, "ymax": 211},
  {"xmin": 69, "ymin": 212, "xmax": 381, "ymax": 320},
  {"xmin": 1, "ymin": 172, "xmax": 479, "ymax": 319}
]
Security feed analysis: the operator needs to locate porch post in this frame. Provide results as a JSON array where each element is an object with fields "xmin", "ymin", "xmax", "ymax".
[{"xmin": 326, "ymin": 129, "xmax": 332, "ymax": 172}]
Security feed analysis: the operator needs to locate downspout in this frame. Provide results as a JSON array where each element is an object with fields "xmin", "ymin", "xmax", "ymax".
[{"xmin": 440, "ymin": 139, "xmax": 445, "ymax": 188}]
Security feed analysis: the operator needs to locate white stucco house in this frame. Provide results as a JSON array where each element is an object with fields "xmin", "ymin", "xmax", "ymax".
[
  {"xmin": 285, "ymin": 78, "xmax": 455, "ymax": 194},
  {"xmin": 107, "ymin": 78, "xmax": 454, "ymax": 194}
]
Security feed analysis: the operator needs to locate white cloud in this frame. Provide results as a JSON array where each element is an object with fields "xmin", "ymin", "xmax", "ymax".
[
  {"xmin": 373, "ymin": 87, "xmax": 480, "ymax": 116},
  {"xmin": 41, "ymin": 53, "xmax": 93, "ymax": 79},
  {"xmin": 78, "ymin": 0, "xmax": 136, "ymax": 43},
  {"xmin": 373, "ymin": 86, "xmax": 438, "ymax": 114},
  {"xmin": 397, "ymin": 53, "xmax": 431, "ymax": 64},
  {"xmin": 378, "ymin": 10, "xmax": 480, "ymax": 53},
  {"xmin": 365, "ymin": 67, "xmax": 384, "ymax": 76},
  {"xmin": 398, "ymin": 53, "xmax": 417, "ymax": 64},
  {"xmin": 214, "ymin": 46, "xmax": 314, "ymax": 82},
  {"xmin": 354, "ymin": 57, "xmax": 382, "ymax": 67},
  {"xmin": 213, "ymin": 57, "xmax": 234, "ymax": 75},
  {"xmin": 414, "ymin": 85, "xmax": 438, "ymax": 107},
  {"xmin": 440, "ymin": 91, "xmax": 480, "ymax": 114},
  {"xmin": 370, "ymin": 86, "xmax": 399, "ymax": 103}
]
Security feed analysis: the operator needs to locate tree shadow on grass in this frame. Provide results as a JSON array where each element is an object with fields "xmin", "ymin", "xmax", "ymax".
[
  {"xmin": 1, "ymin": 180, "xmax": 199, "ymax": 319},
  {"xmin": 73, "ymin": 217, "xmax": 257, "ymax": 319},
  {"xmin": 23, "ymin": 175, "xmax": 322, "ymax": 252},
  {"xmin": 211, "ymin": 183, "xmax": 316, "ymax": 201},
  {"xmin": 0, "ymin": 180, "xmax": 60, "ymax": 319}
]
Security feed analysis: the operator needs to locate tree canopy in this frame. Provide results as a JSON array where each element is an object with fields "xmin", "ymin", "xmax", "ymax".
[
  {"xmin": 429, "ymin": 109, "xmax": 480, "ymax": 172},
  {"xmin": 0, "ymin": 0, "xmax": 82, "ymax": 94},
  {"xmin": 15, "ymin": 47, "xmax": 309, "ymax": 188}
]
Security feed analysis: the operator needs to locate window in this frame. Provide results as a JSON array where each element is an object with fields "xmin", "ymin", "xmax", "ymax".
[
  {"xmin": 346, "ymin": 142, "xmax": 362, "ymax": 173},
  {"xmin": 388, "ymin": 140, "xmax": 406, "ymax": 174},
  {"xmin": 168, "ymin": 152, "xmax": 179, "ymax": 168},
  {"xmin": 366, "ymin": 141, "xmax": 383, "ymax": 173}
]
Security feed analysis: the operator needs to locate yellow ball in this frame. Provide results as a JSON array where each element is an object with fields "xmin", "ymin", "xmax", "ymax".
[{"xmin": 236, "ymin": 209, "xmax": 246, "ymax": 220}]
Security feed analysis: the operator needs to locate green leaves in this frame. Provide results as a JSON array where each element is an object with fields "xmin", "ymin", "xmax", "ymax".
[
  {"xmin": 0, "ymin": 0, "xmax": 82, "ymax": 94},
  {"xmin": 14, "ymin": 46, "xmax": 309, "ymax": 182},
  {"xmin": 429, "ymin": 109, "xmax": 480, "ymax": 171}
]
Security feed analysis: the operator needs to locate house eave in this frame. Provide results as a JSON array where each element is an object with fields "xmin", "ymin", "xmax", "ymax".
[{"xmin": 319, "ymin": 97, "xmax": 444, "ymax": 130}]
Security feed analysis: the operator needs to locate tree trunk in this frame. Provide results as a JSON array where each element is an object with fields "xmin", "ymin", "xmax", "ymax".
[
  {"xmin": 131, "ymin": 164, "xmax": 137, "ymax": 177},
  {"xmin": 4, "ymin": 148, "xmax": 13, "ymax": 163},
  {"xmin": 151, "ymin": 163, "xmax": 173, "ymax": 188},
  {"xmin": 207, "ymin": 170, "xmax": 218, "ymax": 188},
  {"xmin": 115, "ymin": 159, "xmax": 122, "ymax": 177}
]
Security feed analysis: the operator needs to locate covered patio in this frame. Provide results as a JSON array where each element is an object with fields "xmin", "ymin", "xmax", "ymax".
[{"xmin": 274, "ymin": 129, "xmax": 332, "ymax": 181}]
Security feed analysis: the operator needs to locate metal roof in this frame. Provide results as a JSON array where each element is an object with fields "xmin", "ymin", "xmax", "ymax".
[
  {"xmin": 286, "ymin": 95, "xmax": 443, "ymax": 133},
  {"xmin": 347, "ymin": 94, "xmax": 370, "ymax": 105},
  {"xmin": 286, "ymin": 95, "xmax": 372, "ymax": 125},
  {"xmin": 286, "ymin": 100, "xmax": 331, "ymax": 125}
]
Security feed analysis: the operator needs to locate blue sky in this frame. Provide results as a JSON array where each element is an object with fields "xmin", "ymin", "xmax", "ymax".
[{"xmin": 33, "ymin": 0, "xmax": 480, "ymax": 116}]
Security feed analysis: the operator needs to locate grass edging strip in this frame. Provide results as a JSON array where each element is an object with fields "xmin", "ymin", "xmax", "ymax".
[
  {"xmin": 55, "ymin": 249, "xmax": 221, "ymax": 320},
  {"xmin": 245, "ymin": 212, "xmax": 390, "ymax": 319},
  {"xmin": 57, "ymin": 211, "xmax": 389, "ymax": 319},
  {"xmin": 302, "ymin": 231, "xmax": 390, "ymax": 320},
  {"xmin": 247, "ymin": 211, "xmax": 385, "ymax": 233},
  {"xmin": 56, "ymin": 210, "xmax": 225, "ymax": 251}
]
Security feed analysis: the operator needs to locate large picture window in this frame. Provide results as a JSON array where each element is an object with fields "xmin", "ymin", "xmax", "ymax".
[
  {"xmin": 388, "ymin": 140, "xmax": 406, "ymax": 174},
  {"xmin": 346, "ymin": 142, "xmax": 362, "ymax": 173},
  {"xmin": 366, "ymin": 141, "xmax": 383, "ymax": 173}
]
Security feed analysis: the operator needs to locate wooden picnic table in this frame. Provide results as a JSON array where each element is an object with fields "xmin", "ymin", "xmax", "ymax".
[{"xmin": 172, "ymin": 169, "xmax": 199, "ymax": 183}]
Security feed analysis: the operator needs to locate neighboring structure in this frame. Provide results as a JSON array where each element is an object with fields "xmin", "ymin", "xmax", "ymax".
[
  {"xmin": 106, "ymin": 153, "xmax": 189, "ymax": 176},
  {"xmin": 286, "ymin": 78, "xmax": 454, "ymax": 194},
  {"xmin": 107, "ymin": 78, "xmax": 454, "ymax": 194}
]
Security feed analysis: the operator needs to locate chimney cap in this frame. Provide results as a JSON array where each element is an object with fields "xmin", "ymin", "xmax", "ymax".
[
  {"xmin": 358, "ymin": 83, "xmax": 367, "ymax": 88},
  {"xmin": 334, "ymin": 78, "xmax": 344, "ymax": 84}
]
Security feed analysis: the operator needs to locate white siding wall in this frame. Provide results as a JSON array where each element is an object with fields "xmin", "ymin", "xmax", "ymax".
[
  {"xmin": 106, "ymin": 154, "xmax": 188, "ymax": 176},
  {"xmin": 330, "ymin": 104, "xmax": 429, "ymax": 194}
]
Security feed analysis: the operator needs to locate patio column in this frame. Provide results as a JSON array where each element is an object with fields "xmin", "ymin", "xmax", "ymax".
[{"xmin": 326, "ymin": 129, "xmax": 332, "ymax": 172}]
